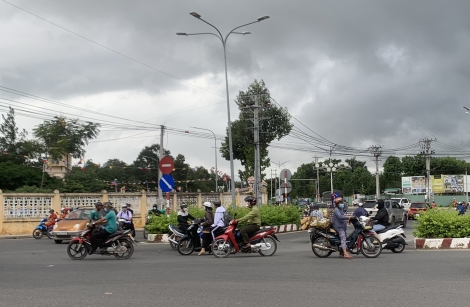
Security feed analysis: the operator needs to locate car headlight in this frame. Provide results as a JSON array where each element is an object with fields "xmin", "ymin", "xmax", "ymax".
[
  {"xmin": 73, "ymin": 224, "xmax": 81, "ymax": 230},
  {"xmin": 53, "ymin": 224, "xmax": 58, "ymax": 229}
]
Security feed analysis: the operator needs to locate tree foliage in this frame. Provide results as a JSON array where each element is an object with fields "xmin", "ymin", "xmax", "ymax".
[{"xmin": 220, "ymin": 80, "xmax": 293, "ymax": 182}]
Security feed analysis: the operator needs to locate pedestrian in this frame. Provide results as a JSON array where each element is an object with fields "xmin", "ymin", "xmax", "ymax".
[
  {"xmin": 457, "ymin": 202, "xmax": 465, "ymax": 215},
  {"xmin": 431, "ymin": 201, "xmax": 437, "ymax": 209}
]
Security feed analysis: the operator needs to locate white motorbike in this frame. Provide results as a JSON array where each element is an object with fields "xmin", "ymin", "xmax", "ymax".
[{"xmin": 359, "ymin": 216, "xmax": 407, "ymax": 253}]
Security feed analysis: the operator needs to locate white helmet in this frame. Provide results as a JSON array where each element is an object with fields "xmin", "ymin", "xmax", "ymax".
[
  {"xmin": 358, "ymin": 202, "xmax": 364, "ymax": 207},
  {"xmin": 203, "ymin": 202, "xmax": 213, "ymax": 208},
  {"xmin": 121, "ymin": 204, "xmax": 128, "ymax": 209}
]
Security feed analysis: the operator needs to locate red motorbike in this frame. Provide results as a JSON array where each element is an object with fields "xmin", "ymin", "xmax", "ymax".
[{"xmin": 211, "ymin": 220, "xmax": 280, "ymax": 258}]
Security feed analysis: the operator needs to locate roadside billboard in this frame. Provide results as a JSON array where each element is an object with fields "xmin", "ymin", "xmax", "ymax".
[{"xmin": 402, "ymin": 176, "xmax": 426, "ymax": 194}]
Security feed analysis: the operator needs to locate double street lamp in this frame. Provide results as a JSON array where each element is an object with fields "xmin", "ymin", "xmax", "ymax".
[{"xmin": 177, "ymin": 12, "xmax": 270, "ymax": 203}]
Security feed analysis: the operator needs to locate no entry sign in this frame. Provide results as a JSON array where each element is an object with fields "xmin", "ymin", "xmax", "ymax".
[{"xmin": 159, "ymin": 156, "xmax": 174, "ymax": 174}]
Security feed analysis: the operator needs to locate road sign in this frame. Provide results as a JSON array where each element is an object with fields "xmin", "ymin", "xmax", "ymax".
[
  {"xmin": 276, "ymin": 194, "xmax": 284, "ymax": 202},
  {"xmin": 279, "ymin": 169, "xmax": 292, "ymax": 181},
  {"xmin": 280, "ymin": 181, "xmax": 292, "ymax": 193},
  {"xmin": 159, "ymin": 156, "xmax": 174, "ymax": 174},
  {"xmin": 159, "ymin": 174, "xmax": 175, "ymax": 192}
]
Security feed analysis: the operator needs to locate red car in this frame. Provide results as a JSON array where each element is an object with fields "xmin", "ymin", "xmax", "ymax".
[{"xmin": 408, "ymin": 202, "xmax": 427, "ymax": 220}]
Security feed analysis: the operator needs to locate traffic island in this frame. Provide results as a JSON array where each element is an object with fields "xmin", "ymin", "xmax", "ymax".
[
  {"xmin": 147, "ymin": 234, "xmax": 169, "ymax": 243},
  {"xmin": 414, "ymin": 238, "xmax": 470, "ymax": 249}
]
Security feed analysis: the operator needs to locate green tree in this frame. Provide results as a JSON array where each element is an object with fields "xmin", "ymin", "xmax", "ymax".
[
  {"xmin": 33, "ymin": 116, "xmax": 100, "ymax": 162},
  {"xmin": 220, "ymin": 80, "xmax": 293, "ymax": 182},
  {"xmin": 383, "ymin": 156, "xmax": 403, "ymax": 188},
  {"xmin": 63, "ymin": 161, "xmax": 106, "ymax": 193},
  {"xmin": 401, "ymin": 155, "xmax": 426, "ymax": 176},
  {"xmin": 0, "ymin": 161, "xmax": 57, "ymax": 191}
]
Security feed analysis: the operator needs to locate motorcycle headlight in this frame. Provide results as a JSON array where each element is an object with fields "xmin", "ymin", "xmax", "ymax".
[{"xmin": 73, "ymin": 224, "xmax": 80, "ymax": 230}]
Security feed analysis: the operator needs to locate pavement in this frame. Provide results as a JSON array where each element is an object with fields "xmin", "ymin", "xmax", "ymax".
[{"xmin": 1, "ymin": 221, "xmax": 470, "ymax": 307}]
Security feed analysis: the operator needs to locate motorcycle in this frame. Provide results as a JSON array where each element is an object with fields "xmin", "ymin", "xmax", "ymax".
[
  {"xmin": 168, "ymin": 224, "xmax": 186, "ymax": 251},
  {"xmin": 359, "ymin": 216, "xmax": 407, "ymax": 253},
  {"xmin": 211, "ymin": 219, "xmax": 280, "ymax": 258},
  {"xmin": 176, "ymin": 219, "xmax": 205, "ymax": 255},
  {"xmin": 310, "ymin": 216, "xmax": 382, "ymax": 258},
  {"xmin": 66, "ymin": 224, "xmax": 136, "ymax": 260},
  {"xmin": 32, "ymin": 218, "xmax": 54, "ymax": 240}
]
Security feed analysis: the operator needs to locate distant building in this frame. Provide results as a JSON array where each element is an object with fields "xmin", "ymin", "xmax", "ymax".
[{"xmin": 45, "ymin": 154, "xmax": 72, "ymax": 179}]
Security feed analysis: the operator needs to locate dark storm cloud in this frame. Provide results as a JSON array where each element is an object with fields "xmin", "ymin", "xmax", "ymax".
[{"xmin": 1, "ymin": 0, "xmax": 470, "ymax": 173}]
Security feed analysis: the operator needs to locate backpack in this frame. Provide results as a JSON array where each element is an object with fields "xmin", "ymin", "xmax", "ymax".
[{"xmin": 222, "ymin": 210, "xmax": 232, "ymax": 227}]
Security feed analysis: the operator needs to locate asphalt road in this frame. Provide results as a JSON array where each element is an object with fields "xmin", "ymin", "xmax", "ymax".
[{"xmin": 0, "ymin": 223, "xmax": 469, "ymax": 307}]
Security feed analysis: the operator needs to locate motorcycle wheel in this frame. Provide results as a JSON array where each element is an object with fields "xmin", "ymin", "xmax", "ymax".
[
  {"xmin": 114, "ymin": 239, "xmax": 134, "ymax": 260},
  {"xmin": 46, "ymin": 228, "xmax": 53, "ymax": 239},
  {"xmin": 177, "ymin": 237, "xmax": 195, "ymax": 255},
  {"xmin": 311, "ymin": 237, "xmax": 333, "ymax": 258},
  {"xmin": 360, "ymin": 236, "xmax": 383, "ymax": 258},
  {"xmin": 143, "ymin": 228, "xmax": 148, "ymax": 240},
  {"xmin": 401, "ymin": 216, "xmax": 407, "ymax": 228},
  {"xmin": 258, "ymin": 236, "xmax": 277, "ymax": 256},
  {"xmin": 67, "ymin": 242, "xmax": 87, "ymax": 260},
  {"xmin": 32, "ymin": 229, "xmax": 43, "ymax": 239},
  {"xmin": 212, "ymin": 239, "xmax": 232, "ymax": 258},
  {"xmin": 391, "ymin": 243, "xmax": 406, "ymax": 253}
]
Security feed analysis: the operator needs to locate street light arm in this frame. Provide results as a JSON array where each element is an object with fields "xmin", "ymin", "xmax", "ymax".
[
  {"xmin": 196, "ymin": 17, "xmax": 225, "ymax": 43},
  {"xmin": 177, "ymin": 32, "xmax": 223, "ymax": 43},
  {"xmin": 225, "ymin": 20, "xmax": 260, "ymax": 43}
]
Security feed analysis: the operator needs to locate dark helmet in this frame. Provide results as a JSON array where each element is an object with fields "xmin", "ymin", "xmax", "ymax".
[
  {"xmin": 152, "ymin": 204, "xmax": 158, "ymax": 210},
  {"xmin": 244, "ymin": 196, "xmax": 257, "ymax": 205},
  {"xmin": 94, "ymin": 202, "xmax": 103, "ymax": 208},
  {"xmin": 180, "ymin": 203, "xmax": 188, "ymax": 209},
  {"xmin": 213, "ymin": 200, "xmax": 222, "ymax": 207},
  {"xmin": 49, "ymin": 209, "xmax": 54, "ymax": 213}
]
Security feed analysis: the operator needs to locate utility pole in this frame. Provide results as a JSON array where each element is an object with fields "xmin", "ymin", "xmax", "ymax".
[
  {"xmin": 269, "ymin": 168, "xmax": 277, "ymax": 200},
  {"xmin": 419, "ymin": 136, "xmax": 436, "ymax": 204},
  {"xmin": 158, "ymin": 125, "xmax": 165, "ymax": 205},
  {"xmin": 253, "ymin": 94, "xmax": 261, "ymax": 203},
  {"xmin": 368, "ymin": 145, "xmax": 383, "ymax": 199},
  {"xmin": 313, "ymin": 156, "xmax": 320, "ymax": 202}
]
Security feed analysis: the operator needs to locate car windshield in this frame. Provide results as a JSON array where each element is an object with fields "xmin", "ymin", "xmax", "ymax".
[
  {"xmin": 410, "ymin": 203, "xmax": 426, "ymax": 208},
  {"xmin": 363, "ymin": 202, "xmax": 376, "ymax": 208},
  {"xmin": 65, "ymin": 209, "xmax": 92, "ymax": 220}
]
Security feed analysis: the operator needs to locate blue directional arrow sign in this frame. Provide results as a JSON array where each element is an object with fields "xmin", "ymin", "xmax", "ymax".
[{"xmin": 159, "ymin": 174, "xmax": 175, "ymax": 193}]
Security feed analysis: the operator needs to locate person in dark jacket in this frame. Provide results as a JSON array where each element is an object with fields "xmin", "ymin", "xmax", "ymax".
[
  {"xmin": 332, "ymin": 197, "xmax": 353, "ymax": 259},
  {"xmin": 177, "ymin": 203, "xmax": 195, "ymax": 233},
  {"xmin": 370, "ymin": 199, "xmax": 389, "ymax": 233},
  {"xmin": 198, "ymin": 202, "xmax": 214, "ymax": 255},
  {"xmin": 353, "ymin": 202, "xmax": 369, "ymax": 218},
  {"xmin": 457, "ymin": 202, "xmax": 465, "ymax": 215}
]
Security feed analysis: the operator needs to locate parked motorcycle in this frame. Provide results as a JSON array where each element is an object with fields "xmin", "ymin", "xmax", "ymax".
[
  {"xmin": 66, "ymin": 225, "xmax": 135, "ymax": 260},
  {"xmin": 211, "ymin": 220, "xmax": 280, "ymax": 258},
  {"xmin": 310, "ymin": 217, "xmax": 382, "ymax": 258},
  {"xmin": 176, "ymin": 219, "xmax": 205, "ymax": 255},
  {"xmin": 359, "ymin": 216, "xmax": 407, "ymax": 253},
  {"xmin": 32, "ymin": 218, "xmax": 54, "ymax": 240}
]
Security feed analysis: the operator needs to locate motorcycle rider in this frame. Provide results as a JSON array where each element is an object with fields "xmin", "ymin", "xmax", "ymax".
[
  {"xmin": 90, "ymin": 202, "xmax": 117, "ymax": 254},
  {"xmin": 148, "ymin": 204, "xmax": 162, "ymax": 216},
  {"xmin": 177, "ymin": 203, "xmax": 195, "ymax": 233},
  {"xmin": 211, "ymin": 200, "xmax": 225, "ymax": 240},
  {"xmin": 353, "ymin": 202, "xmax": 368, "ymax": 219},
  {"xmin": 59, "ymin": 208, "xmax": 69, "ymax": 219},
  {"xmin": 45, "ymin": 209, "xmax": 57, "ymax": 228},
  {"xmin": 198, "ymin": 202, "xmax": 214, "ymax": 255},
  {"xmin": 308, "ymin": 203, "xmax": 324, "ymax": 219},
  {"xmin": 89, "ymin": 202, "xmax": 103, "ymax": 222},
  {"xmin": 117, "ymin": 204, "xmax": 133, "ymax": 230},
  {"xmin": 370, "ymin": 199, "xmax": 389, "ymax": 234},
  {"xmin": 238, "ymin": 196, "xmax": 261, "ymax": 250},
  {"xmin": 332, "ymin": 197, "xmax": 353, "ymax": 259}
]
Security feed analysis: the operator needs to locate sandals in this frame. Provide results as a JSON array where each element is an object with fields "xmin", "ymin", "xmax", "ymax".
[{"xmin": 343, "ymin": 254, "xmax": 353, "ymax": 259}]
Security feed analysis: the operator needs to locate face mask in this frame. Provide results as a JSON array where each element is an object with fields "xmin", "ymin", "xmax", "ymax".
[
  {"xmin": 339, "ymin": 204, "xmax": 345, "ymax": 209},
  {"xmin": 104, "ymin": 208, "xmax": 109, "ymax": 212}
]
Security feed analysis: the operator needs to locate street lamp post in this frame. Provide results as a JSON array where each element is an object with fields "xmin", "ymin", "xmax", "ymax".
[
  {"xmin": 177, "ymin": 12, "xmax": 270, "ymax": 205},
  {"xmin": 190, "ymin": 127, "xmax": 218, "ymax": 193}
]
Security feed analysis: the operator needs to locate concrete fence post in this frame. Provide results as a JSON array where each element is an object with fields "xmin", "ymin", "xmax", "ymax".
[
  {"xmin": 197, "ymin": 193, "xmax": 202, "ymax": 208},
  {"xmin": 172, "ymin": 193, "xmax": 178, "ymax": 213},
  {"xmin": 101, "ymin": 190, "xmax": 109, "ymax": 203},
  {"xmin": 140, "ymin": 190, "xmax": 147, "ymax": 227},
  {"xmin": 0, "ymin": 189, "xmax": 4, "ymax": 234},
  {"xmin": 52, "ymin": 190, "xmax": 61, "ymax": 212}
]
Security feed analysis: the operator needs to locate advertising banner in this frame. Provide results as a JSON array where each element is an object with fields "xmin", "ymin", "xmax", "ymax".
[
  {"xmin": 431, "ymin": 175, "xmax": 444, "ymax": 194},
  {"xmin": 402, "ymin": 177, "xmax": 411, "ymax": 194},
  {"xmin": 443, "ymin": 175, "xmax": 464, "ymax": 193},
  {"xmin": 411, "ymin": 176, "xmax": 426, "ymax": 194}
]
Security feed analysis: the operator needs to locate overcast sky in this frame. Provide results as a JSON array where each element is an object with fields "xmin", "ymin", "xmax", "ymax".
[{"xmin": 2, "ymin": 0, "xmax": 470, "ymax": 180}]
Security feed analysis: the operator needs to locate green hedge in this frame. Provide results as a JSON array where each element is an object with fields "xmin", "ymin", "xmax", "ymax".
[
  {"xmin": 413, "ymin": 209, "xmax": 470, "ymax": 238},
  {"xmin": 145, "ymin": 205, "xmax": 301, "ymax": 234}
]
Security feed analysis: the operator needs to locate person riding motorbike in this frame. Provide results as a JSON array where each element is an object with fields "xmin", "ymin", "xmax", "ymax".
[
  {"xmin": 89, "ymin": 202, "xmax": 103, "ymax": 222},
  {"xmin": 177, "ymin": 203, "xmax": 195, "ymax": 233},
  {"xmin": 237, "ymin": 196, "xmax": 261, "ymax": 250},
  {"xmin": 45, "ymin": 209, "xmax": 57, "ymax": 228},
  {"xmin": 90, "ymin": 202, "xmax": 117, "ymax": 254},
  {"xmin": 117, "ymin": 204, "xmax": 133, "ymax": 229},
  {"xmin": 332, "ymin": 197, "xmax": 353, "ymax": 259},
  {"xmin": 352, "ymin": 202, "xmax": 368, "ymax": 219},
  {"xmin": 370, "ymin": 199, "xmax": 389, "ymax": 234},
  {"xmin": 308, "ymin": 203, "xmax": 324, "ymax": 219},
  {"xmin": 198, "ymin": 202, "xmax": 214, "ymax": 255},
  {"xmin": 59, "ymin": 208, "xmax": 69, "ymax": 219},
  {"xmin": 148, "ymin": 204, "xmax": 162, "ymax": 216},
  {"xmin": 211, "ymin": 200, "xmax": 225, "ymax": 241}
]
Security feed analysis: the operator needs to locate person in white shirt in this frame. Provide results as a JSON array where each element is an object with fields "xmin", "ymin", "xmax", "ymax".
[
  {"xmin": 211, "ymin": 200, "xmax": 225, "ymax": 240},
  {"xmin": 117, "ymin": 204, "xmax": 133, "ymax": 229}
]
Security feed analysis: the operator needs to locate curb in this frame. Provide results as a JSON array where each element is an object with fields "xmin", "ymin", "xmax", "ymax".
[
  {"xmin": 0, "ymin": 235, "xmax": 31, "ymax": 240},
  {"xmin": 415, "ymin": 238, "xmax": 470, "ymax": 249}
]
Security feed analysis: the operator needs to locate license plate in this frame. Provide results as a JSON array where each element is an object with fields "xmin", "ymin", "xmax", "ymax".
[{"xmin": 56, "ymin": 232, "xmax": 68, "ymax": 235}]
